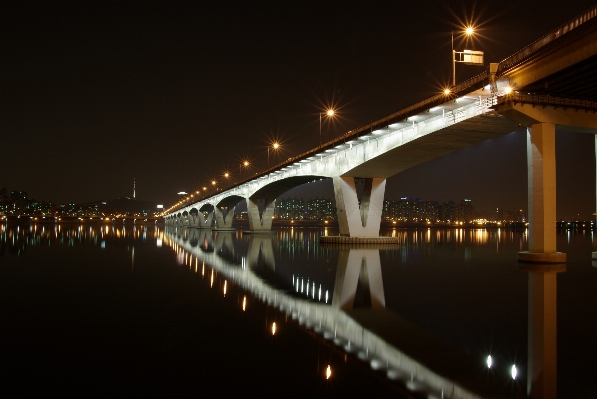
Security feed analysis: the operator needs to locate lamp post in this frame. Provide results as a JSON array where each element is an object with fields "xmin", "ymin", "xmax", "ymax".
[
  {"xmin": 240, "ymin": 160, "xmax": 250, "ymax": 180},
  {"xmin": 319, "ymin": 109, "xmax": 335, "ymax": 146},
  {"xmin": 452, "ymin": 27, "xmax": 480, "ymax": 87},
  {"xmin": 267, "ymin": 142, "xmax": 280, "ymax": 168}
]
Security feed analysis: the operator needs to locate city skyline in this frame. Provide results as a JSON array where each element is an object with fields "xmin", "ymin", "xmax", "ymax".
[{"xmin": 2, "ymin": 1, "xmax": 595, "ymax": 220}]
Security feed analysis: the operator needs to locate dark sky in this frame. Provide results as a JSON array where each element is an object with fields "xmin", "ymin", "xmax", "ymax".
[{"xmin": 1, "ymin": 0, "xmax": 595, "ymax": 219}]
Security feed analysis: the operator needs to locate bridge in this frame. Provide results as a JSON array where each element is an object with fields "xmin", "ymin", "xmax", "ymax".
[{"xmin": 164, "ymin": 6, "xmax": 597, "ymax": 264}]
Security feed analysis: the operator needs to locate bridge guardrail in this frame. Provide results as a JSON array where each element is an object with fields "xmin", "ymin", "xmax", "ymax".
[
  {"xmin": 498, "ymin": 5, "xmax": 597, "ymax": 74},
  {"xmin": 495, "ymin": 93, "xmax": 597, "ymax": 110}
]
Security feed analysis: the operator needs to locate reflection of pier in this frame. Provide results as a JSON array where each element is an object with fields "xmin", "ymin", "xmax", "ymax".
[
  {"xmin": 332, "ymin": 247, "xmax": 385, "ymax": 310},
  {"xmin": 246, "ymin": 235, "xmax": 275, "ymax": 271},
  {"xmin": 164, "ymin": 227, "xmax": 562, "ymax": 399},
  {"xmin": 520, "ymin": 263, "xmax": 565, "ymax": 399}
]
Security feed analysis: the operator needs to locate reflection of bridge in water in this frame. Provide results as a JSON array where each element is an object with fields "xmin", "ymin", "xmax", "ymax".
[{"xmin": 164, "ymin": 227, "xmax": 561, "ymax": 399}]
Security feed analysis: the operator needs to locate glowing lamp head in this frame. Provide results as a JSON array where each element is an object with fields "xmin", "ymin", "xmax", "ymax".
[
  {"xmin": 243, "ymin": 161, "xmax": 249, "ymax": 167},
  {"xmin": 224, "ymin": 172, "xmax": 229, "ymax": 178},
  {"xmin": 504, "ymin": 86, "xmax": 513, "ymax": 94},
  {"xmin": 272, "ymin": 142, "xmax": 280, "ymax": 150},
  {"xmin": 326, "ymin": 109, "xmax": 335, "ymax": 117},
  {"xmin": 211, "ymin": 180, "xmax": 216, "ymax": 186},
  {"xmin": 465, "ymin": 27, "xmax": 474, "ymax": 35},
  {"xmin": 443, "ymin": 88, "xmax": 451, "ymax": 95}
]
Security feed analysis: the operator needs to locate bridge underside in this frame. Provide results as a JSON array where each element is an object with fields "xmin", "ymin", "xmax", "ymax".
[
  {"xmin": 343, "ymin": 113, "xmax": 520, "ymax": 178},
  {"xmin": 251, "ymin": 175, "xmax": 325, "ymax": 198}
]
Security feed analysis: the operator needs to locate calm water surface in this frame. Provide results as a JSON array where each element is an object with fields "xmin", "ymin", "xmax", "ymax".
[{"xmin": 1, "ymin": 223, "xmax": 595, "ymax": 398}]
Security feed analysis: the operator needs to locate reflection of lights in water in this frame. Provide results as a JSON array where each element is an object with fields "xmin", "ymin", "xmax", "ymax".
[
  {"xmin": 486, "ymin": 355, "xmax": 492, "ymax": 369},
  {"xmin": 325, "ymin": 290, "xmax": 328, "ymax": 303},
  {"xmin": 271, "ymin": 322, "xmax": 276, "ymax": 335},
  {"xmin": 132, "ymin": 246, "xmax": 135, "ymax": 270},
  {"xmin": 202, "ymin": 262, "xmax": 205, "ymax": 277},
  {"xmin": 306, "ymin": 279, "xmax": 309, "ymax": 296},
  {"xmin": 223, "ymin": 280, "xmax": 227, "ymax": 296},
  {"xmin": 325, "ymin": 365, "xmax": 332, "ymax": 379},
  {"xmin": 210, "ymin": 269, "xmax": 214, "ymax": 288},
  {"xmin": 319, "ymin": 285, "xmax": 321, "ymax": 301},
  {"xmin": 242, "ymin": 295, "xmax": 246, "ymax": 311},
  {"xmin": 195, "ymin": 258, "xmax": 198, "ymax": 273},
  {"xmin": 511, "ymin": 365, "xmax": 517, "ymax": 380},
  {"xmin": 157, "ymin": 237, "xmax": 162, "ymax": 247},
  {"xmin": 312, "ymin": 282, "xmax": 315, "ymax": 299},
  {"xmin": 301, "ymin": 278, "xmax": 303, "ymax": 293}
]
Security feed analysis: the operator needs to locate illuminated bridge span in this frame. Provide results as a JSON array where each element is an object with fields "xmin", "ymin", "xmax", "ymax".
[{"xmin": 164, "ymin": 6, "xmax": 597, "ymax": 262}]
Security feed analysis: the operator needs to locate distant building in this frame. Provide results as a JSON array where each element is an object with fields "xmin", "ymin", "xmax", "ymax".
[
  {"xmin": 383, "ymin": 197, "xmax": 440, "ymax": 222},
  {"xmin": 306, "ymin": 197, "xmax": 334, "ymax": 220},
  {"xmin": 443, "ymin": 200, "xmax": 455, "ymax": 222},
  {"xmin": 455, "ymin": 199, "xmax": 474, "ymax": 222},
  {"xmin": 276, "ymin": 198, "xmax": 306, "ymax": 220}
]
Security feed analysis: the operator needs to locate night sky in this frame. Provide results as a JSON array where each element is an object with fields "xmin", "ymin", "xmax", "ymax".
[{"xmin": 2, "ymin": 0, "xmax": 595, "ymax": 219}]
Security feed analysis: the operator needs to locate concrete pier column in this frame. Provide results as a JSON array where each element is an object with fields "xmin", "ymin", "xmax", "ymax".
[
  {"xmin": 246, "ymin": 235, "xmax": 275, "ymax": 271},
  {"xmin": 593, "ymin": 135, "xmax": 597, "ymax": 260},
  {"xmin": 518, "ymin": 123, "xmax": 565, "ymax": 263},
  {"xmin": 214, "ymin": 206, "xmax": 236, "ymax": 229},
  {"xmin": 332, "ymin": 248, "xmax": 385, "ymax": 310},
  {"xmin": 247, "ymin": 198, "xmax": 275, "ymax": 231},
  {"xmin": 188, "ymin": 213, "xmax": 200, "ymax": 228},
  {"xmin": 333, "ymin": 177, "xmax": 386, "ymax": 237},
  {"xmin": 200, "ymin": 211, "xmax": 214, "ymax": 229},
  {"xmin": 520, "ymin": 263, "xmax": 565, "ymax": 399}
]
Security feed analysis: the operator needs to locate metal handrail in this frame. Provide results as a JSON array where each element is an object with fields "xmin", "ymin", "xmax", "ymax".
[
  {"xmin": 496, "ymin": 93, "xmax": 597, "ymax": 109},
  {"xmin": 498, "ymin": 5, "xmax": 597, "ymax": 74}
]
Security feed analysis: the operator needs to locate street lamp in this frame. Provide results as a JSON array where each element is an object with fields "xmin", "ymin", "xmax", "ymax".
[
  {"xmin": 240, "ymin": 160, "xmax": 250, "ymax": 179},
  {"xmin": 267, "ymin": 142, "xmax": 280, "ymax": 168},
  {"xmin": 320, "ymin": 109, "xmax": 335, "ymax": 146},
  {"xmin": 452, "ymin": 27, "xmax": 483, "ymax": 86}
]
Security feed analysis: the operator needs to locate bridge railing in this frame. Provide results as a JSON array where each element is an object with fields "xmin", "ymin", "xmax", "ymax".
[
  {"xmin": 498, "ymin": 5, "xmax": 597, "ymax": 74},
  {"xmin": 496, "ymin": 93, "xmax": 597, "ymax": 110}
]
